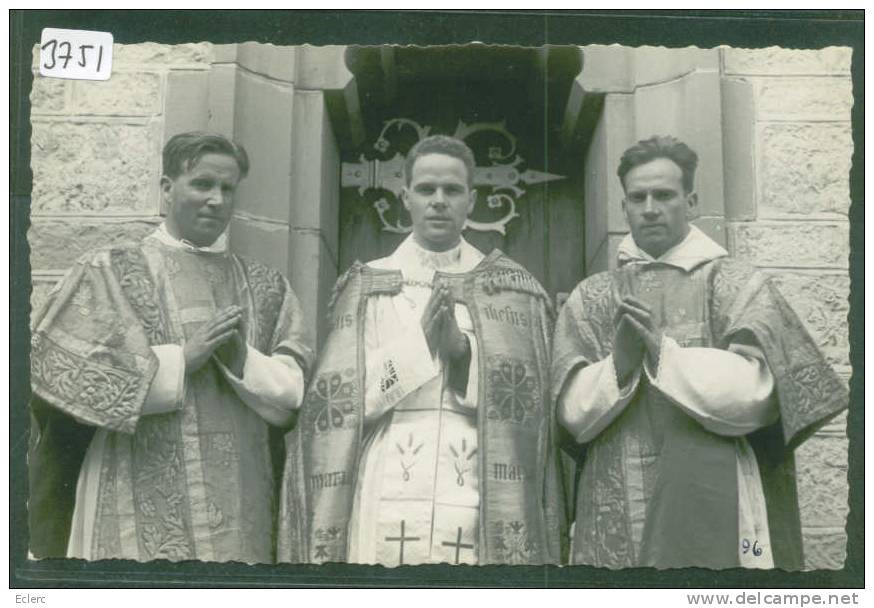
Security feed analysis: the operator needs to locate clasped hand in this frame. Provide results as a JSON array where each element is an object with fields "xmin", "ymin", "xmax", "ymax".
[
  {"xmin": 183, "ymin": 305, "xmax": 247, "ymax": 377},
  {"xmin": 612, "ymin": 295, "xmax": 662, "ymax": 384},
  {"xmin": 421, "ymin": 284, "xmax": 469, "ymax": 363}
]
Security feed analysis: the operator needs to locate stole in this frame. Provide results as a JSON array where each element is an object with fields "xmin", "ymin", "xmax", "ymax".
[{"xmin": 279, "ymin": 251, "xmax": 567, "ymax": 564}]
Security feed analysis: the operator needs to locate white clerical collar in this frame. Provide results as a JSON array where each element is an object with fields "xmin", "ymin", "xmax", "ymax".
[
  {"xmin": 616, "ymin": 224, "xmax": 728, "ymax": 272},
  {"xmin": 404, "ymin": 234, "xmax": 464, "ymax": 270},
  {"xmin": 151, "ymin": 223, "xmax": 229, "ymax": 254}
]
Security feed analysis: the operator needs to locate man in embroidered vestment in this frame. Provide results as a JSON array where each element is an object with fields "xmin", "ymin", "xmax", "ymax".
[
  {"xmin": 29, "ymin": 132, "xmax": 313, "ymax": 563},
  {"xmin": 551, "ymin": 135, "xmax": 847, "ymax": 569},
  {"xmin": 279, "ymin": 135, "xmax": 566, "ymax": 565}
]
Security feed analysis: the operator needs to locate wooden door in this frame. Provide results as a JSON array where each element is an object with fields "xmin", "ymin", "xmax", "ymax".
[{"xmin": 338, "ymin": 46, "xmax": 587, "ymax": 304}]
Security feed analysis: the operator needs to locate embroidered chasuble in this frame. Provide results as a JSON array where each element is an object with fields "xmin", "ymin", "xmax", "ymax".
[
  {"xmin": 551, "ymin": 227, "xmax": 847, "ymax": 570},
  {"xmin": 279, "ymin": 235, "xmax": 566, "ymax": 565},
  {"xmin": 29, "ymin": 228, "xmax": 313, "ymax": 562}
]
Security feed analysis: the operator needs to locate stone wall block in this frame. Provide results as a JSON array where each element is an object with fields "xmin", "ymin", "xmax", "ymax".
[
  {"xmin": 289, "ymin": 90, "xmax": 332, "ymax": 230},
  {"xmin": 296, "ymin": 45, "xmax": 354, "ymax": 91},
  {"xmin": 28, "ymin": 218, "xmax": 161, "ymax": 270},
  {"xmin": 72, "ymin": 72, "xmax": 162, "ymax": 116},
  {"xmin": 730, "ymin": 222, "xmax": 849, "ymax": 269},
  {"xmin": 207, "ymin": 64, "xmax": 237, "ymax": 136},
  {"xmin": 605, "ymin": 232, "xmax": 627, "ymax": 271},
  {"xmin": 585, "ymin": 115, "xmax": 609, "ymax": 267},
  {"xmin": 723, "ymin": 47, "xmax": 852, "ymax": 76},
  {"xmin": 237, "ymin": 42, "xmax": 296, "ymax": 83},
  {"xmin": 755, "ymin": 77, "xmax": 853, "ymax": 121},
  {"xmin": 721, "ymin": 78, "xmax": 757, "ymax": 220},
  {"xmin": 758, "ymin": 123, "xmax": 851, "ymax": 217},
  {"xmin": 31, "ymin": 121, "xmax": 160, "ymax": 214},
  {"xmin": 286, "ymin": 227, "xmax": 337, "ymax": 347},
  {"xmin": 631, "ymin": 47, "xmax": 719, "ymax": 86},
  {"xmin": 578, "ymin": 45, "xmax": 634, "ymax": 93},
  {"xmin": 768, "ymin": 272, "xmax": 849, "ymax": 367},
  {"xmin": 795, "ymin": 433, "xmax": 849, "ymax": 529},
  {"xmin": 692, "ymin": 217, "xmax": 726, "ymax": 247},
  {"xmin": 30, "ymin": 75, "xmax": 69, "ymax": 114},
  {"xmin": 163, "ymin": 70, "xmax": 210, "ymax": 139},
  {"xmin": 112, "ymin": 42, "xmax": 214, "ymax": 66},
  {"xmin": 33, "ymin": 42, "xmax": 214, "ymax": 70},
  {"xmin": 802, "ymin": 528, "xmax": 847, "ymax": 570},
  {"xmin": 578, "ymin": 45, "xmax": 719, "ymax": 93},
  {"xmin": 212, "ymin": 44, "xmax": 238, "ymax": 64},
  {"xmin": 633, "ymin": 71, "xmax": 725, "ymax": 219},
  {"xmin": 603, "ymin": 93, "xmax": 635, "ymax": 234},
  {"xmin": 587, "ymin": 237, "xmax": 609, "ymax": 275},
  {"xmin": 232, "ymin": 70, "xmax": 295, "ymax": 222},
  {"xmin": 817, "ymin": 410, "xmax": 848, "ymax": 435},
  {"xmin": 228, "ymin": 216, "xmax": 290, "ymax": 278}
]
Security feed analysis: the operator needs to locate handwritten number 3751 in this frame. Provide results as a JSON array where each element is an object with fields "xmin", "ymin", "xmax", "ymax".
[
  {"xmin": 41, "ymin": 39, "xmax": 104, "ymax": 71},
  {"xmin": 741, "ymin": 538, "xmax": 763, "ymax": 556}
]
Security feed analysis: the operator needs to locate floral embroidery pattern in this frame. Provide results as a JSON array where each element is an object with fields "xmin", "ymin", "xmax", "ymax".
[
  {"xmin": 71, "ymin": 281, "xmax": 93, "ymax": 316},
  {"xmin": 207, "ymin": 501, "xmax": 225, "ymax": 530},
  {"xmin": 308, "ymin": 369, "xmax": 358, "ymax": 433},
  {"xmin": 244, "ymin": 258, "xmax": 285, "ymax": 352},
  {"xmin": 94, "ymin": 445, "xmax": 121, "ymax": 559},
  {"xmin": 313, "ymin": 526, "xmax": 344, "ymax": 563},
  {"xmin": 204, "ymin": 261, "xmax": 227, "ymax": 286},
  {"xmin": 326, "ymin": 263, "xmax": 360, "ymax": 321},
  {"xmin": 133, "ymin": 416, "xmax": 194, "ymax": 561},
  {"xmin": 209, "ymin": 433, "xmax": 236, "ymax": 468},
  {"xmin": 574, "ymin": 418, "xmax": 637, "ymax": 568},
  {"xmin": 396, "ymin": 432, "xmax": 425, "ymax": 482},
  {"xmin": 570, "ymin": 272, "xmax": 616, "ymax": 361},
  {"xmin": 163, "ymin": 256, "xmax": 182, "ymax": 278},
  {"xmin": 449, "ymin": 438, "xmax": 477, "ymax": 487},
  {"xmin": 492, "ymin": 520, "xmax": 535, "ymax": 564},
  {"xmin": 709, "ymin": 258, "xmax": 756, "ymax": 339},
  {"xmin": 710, "ymin": 259, "xmax": 847, "ymax": 439},
  {"xmin": 781, "ymin": 361, "xmax": 842, "ymax": 437},
  {"xmin": 487, "ymin": 357, "xmax": 540, "ymax": 424},
  {"xmin": 30, "ymin": 335, "xmax": 142, "ymax": 431},
  {"xmin": 110, "ymin": 246, "xmax": 168, "ymax": 344}
]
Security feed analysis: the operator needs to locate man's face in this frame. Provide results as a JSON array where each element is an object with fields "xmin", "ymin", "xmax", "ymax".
[
  {"xmin": 622, "ymin": 157, "xmax": 698, "ymax": 259},
  {"xmin": 402, "ymin": 153, "xmax": 476, "ymax": 252},
  {"xmin": 162, "ymin": 153, "xmax": 242, "ymax": 247}
]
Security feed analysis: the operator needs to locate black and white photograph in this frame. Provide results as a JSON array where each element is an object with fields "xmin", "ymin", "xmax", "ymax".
[{"xmin": 10, "ymin": 9, "xmax": 863, "ymax": 593}]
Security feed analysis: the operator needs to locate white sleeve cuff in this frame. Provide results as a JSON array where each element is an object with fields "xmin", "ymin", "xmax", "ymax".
[
  {"xmin": 644, "ymin": 336, "xmax": 778, "ymax": 436},
  {"xmin": 218, "ymin": 344, "xmax": 305, "ymax": 427},
  {"xmin": 142, "ymin": 344, "xmax": 185, "ymax": 415},
  {"xmin": 558, "ymin": 355, "xmax": 641, "ymax": 444}
]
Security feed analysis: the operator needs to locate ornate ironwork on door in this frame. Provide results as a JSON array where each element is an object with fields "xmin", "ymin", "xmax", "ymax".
[{"xmin": 341, "ymin": 118, "xmax": 566, "ymax": 235}]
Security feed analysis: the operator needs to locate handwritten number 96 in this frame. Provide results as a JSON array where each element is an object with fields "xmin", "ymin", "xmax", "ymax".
[
  {"xmin": 41, "ymin": 39, "xmax": 104, "ymax": 71},
  {"xmin": 742, "ymin": 538, "xmax": 763, "ymax": 556}
]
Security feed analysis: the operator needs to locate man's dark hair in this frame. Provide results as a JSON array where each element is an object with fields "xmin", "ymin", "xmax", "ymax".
[
  {"xmin": 404, "ymin": 135, "xmax": 476, "ymax": 187},
  {"xmin": 162, "ymin": 131, "xmax": 250, "ymax": 179},
  {"xmin": 617, "ymin": 135, "xmax": 699, "ymax": 194}
]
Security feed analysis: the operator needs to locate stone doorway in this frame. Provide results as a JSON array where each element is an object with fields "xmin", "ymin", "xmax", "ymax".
[{"xmin": 333, "ymin": 45, "xmax": 591, "ymax": 306}]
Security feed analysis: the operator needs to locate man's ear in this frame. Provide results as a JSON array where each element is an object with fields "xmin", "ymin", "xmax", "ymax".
[
  {"xmin": 467, "ymin": 188, "xmax": 477, "ymax": 214},
  {"xmin": 621, "ymin": 197, "xmax": 629, "ymax": 224},
  {"xmin": 401, "ymin": 186, "xmax": 411, "ymax": 211},
  {"xmin": 160, "ymin": 175, "xmax": 173, "ymax": 215},
  {"xmin": 685, "ymin": 191, "xmax": 700, "ymax": 221}
]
